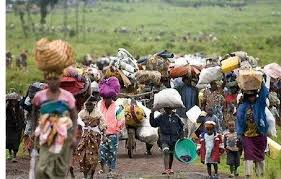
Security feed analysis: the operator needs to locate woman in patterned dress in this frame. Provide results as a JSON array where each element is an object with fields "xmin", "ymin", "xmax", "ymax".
[
  {"xmin": 77, "ymin": 97, "xmax": 106, "ymax": 179},
  {"xmin": 202, "ymin": 81, "xmax": 225, "ymax": 132}
]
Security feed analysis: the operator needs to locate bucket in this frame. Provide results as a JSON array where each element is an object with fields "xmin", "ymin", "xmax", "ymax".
[{"xmin": 174, "ymin": 138, "xmax": 197, "ymax": 164}]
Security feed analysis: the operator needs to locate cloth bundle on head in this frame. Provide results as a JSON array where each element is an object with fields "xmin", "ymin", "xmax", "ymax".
[
  {"xmin": 146, "ymin": 50, "xmax": 173, "ymax": 78},
  {"xmin": 98, "ymin": 77, "xmax": 121, "ymax": 98},
  {"xmin": 34, "ymin": 38, "xmax": 75, "ymax": 74},
  {"xmin": 91, "ymin": 81, "xmax": 99, "ymax": 93},
  {"xmin": 196, "ymin": 66, "xmax": 222, "ymax": 86}
]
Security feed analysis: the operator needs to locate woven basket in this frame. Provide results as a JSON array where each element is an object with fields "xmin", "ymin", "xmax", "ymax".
[{"xmin": 35, "ymin": 38, "xmax": 75, "ymax": 72}]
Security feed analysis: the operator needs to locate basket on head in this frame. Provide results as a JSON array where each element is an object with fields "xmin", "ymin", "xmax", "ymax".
[
  {"xmin": 34, "ymin": 38, "xmax": 75, "ymax": 73},
  {"xmin": 174, "ymin": 138, "xmax": 197, "ymax": 164}
]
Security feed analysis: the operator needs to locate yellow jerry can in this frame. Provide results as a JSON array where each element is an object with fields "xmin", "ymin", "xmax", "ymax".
[{"xmin": 221, "ymin": 56, "xmax": 240, "ymax": 73}]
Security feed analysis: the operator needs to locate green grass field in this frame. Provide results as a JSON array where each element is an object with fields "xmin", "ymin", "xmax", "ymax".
[
  {"xmin": 6, "ymin": 0, "xmax": 281, "ymax": 177},
  {"xmin": 6, "ymin": 0, "xmax": 281, "ymax": 93}
]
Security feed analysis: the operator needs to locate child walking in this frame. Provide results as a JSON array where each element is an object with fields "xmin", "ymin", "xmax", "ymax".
[
  {"xmin": 150, "ymin": 107, "xmax": 184, "ymax": 175},
  {"xmin": 224, "ymin": 120, "xmax": 241, "ymax": 178},
  {"xmin": 77, "ymin": 97, "xmax": 106, "ymax": 179},
  {"xmin": 198, "ymin": 121, "xmax": 224, "ymax": 179}
]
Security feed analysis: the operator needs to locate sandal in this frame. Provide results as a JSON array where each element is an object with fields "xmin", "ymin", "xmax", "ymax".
[
  {"xmin": 98, "ymin": 170, "xmax": 104, "ymax": 175},
  {"xmin": 168, "ymin": 169, "xmax": 174, "ymax": 174},
  {"xmin": 12, "ymin": 158, "xmax": 18, "ymax": 163},
  {"xmin": 162, "ymin": 169, "xmax": 170, "ymax": 175}
]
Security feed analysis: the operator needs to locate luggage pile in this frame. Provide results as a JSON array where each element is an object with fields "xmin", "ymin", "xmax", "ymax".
[{"xmin": 105, "ymin": 48, "xmax": 138, "ymax": 87}]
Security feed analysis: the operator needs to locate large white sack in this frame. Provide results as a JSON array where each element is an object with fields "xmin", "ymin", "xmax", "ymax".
[
  {"xmin": 197, "ymin": 66, "xmax": 222, "ymax": 85},
  {"xmin": 185, "ymin": 54, "xmax": 206, "ymax": 67},
  {"xmin": 153, "ymin": 88, "xmax": 184, "ymax": 110},
  {"xmin": 266, "ymin": 107, "xmax": 277, "ymax": 137},
  {"xmin": 173, "ymin": 57, "xmax": 188, "ymax": 67},
  {"xmin": 136, "ymin": 126, "xmax": 158, "ymax": 145},
  {"xmin": 136, "ymin": 101, "xmax": 159, "ymax": 144}
]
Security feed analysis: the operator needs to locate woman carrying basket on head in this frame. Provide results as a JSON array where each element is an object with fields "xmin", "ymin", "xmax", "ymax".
[{"xmin": 30, "ymin": 38, "xmax": 78, "ymax": 179}]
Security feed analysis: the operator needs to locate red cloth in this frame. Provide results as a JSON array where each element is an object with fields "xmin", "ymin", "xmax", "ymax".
[
  {"xmin": 60, "ymin": 77, "xmax": 85, "ymax": 96},
  {"xmin": 198, "ymin": 133, "xmax": 224, "ymax": 163},
  {"xmin": 225, "ymin": 94, "xmax": 237, "ymax": 104}
]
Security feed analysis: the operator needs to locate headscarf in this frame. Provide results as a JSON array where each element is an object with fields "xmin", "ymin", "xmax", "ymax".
[
  {"xmin": 204, "ymin": 121, "xmax": 216, "ymax": 129},
  {"xmin": 91, "ymin": 81, "xmax": 99, "ymax": 93},
  {"xmin": 98, "ymin": 76, "xmax": 121, "ymax": 98}
]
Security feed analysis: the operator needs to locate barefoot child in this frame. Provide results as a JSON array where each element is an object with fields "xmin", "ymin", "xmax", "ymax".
[
  {"xmin": 224, "ymin": 120, "xmax": 242, "ymax": 177},
  {"xmin": 77, "ymin": 97, "xmax": 106, "ymax": 179},
  {"xmin": 150, "ymin": 107, "xmax": 184, "ymax": 175},
  {"xmin": 198, "ymin": 121, "xmax": 224, "ymax": 179}
]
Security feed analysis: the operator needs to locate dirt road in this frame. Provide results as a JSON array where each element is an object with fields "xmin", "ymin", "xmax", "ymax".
[{"xmin": 6, "ymin": 140, "xmax": 232, "ymax": 179}]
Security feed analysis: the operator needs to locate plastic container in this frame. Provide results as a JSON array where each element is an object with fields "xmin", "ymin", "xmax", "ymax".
[
  {"xmin": 221, "ymin": 56, "xmax": 240, "ymax": 73},
  {"xmin": 174, "ymin": 138, "xmax": 197, "ymax": 164},
  {"xmin": 267, "ymin": 137, "xmax": 281, "ymax": 160}
]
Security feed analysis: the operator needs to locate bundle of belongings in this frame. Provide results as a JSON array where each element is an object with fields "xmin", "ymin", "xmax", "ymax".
[
  {"xmin": 115, "ymin": 98, "xmax": 159, "ymax": 144},
  {"xmin": 62, "ymin": 66, "xmax": 92, "ymax": 110},
  {"xmin": 84, "ymin": 64, "xmax": 102, "ymax": 82},
  {"xmin": 237, "ymin": 69, "xmax": 263, "ymax": 91},
  {"xmin": 35, "ymin": 38, "xmax": 75, "ymax": 73},
  {"xmin": 153, "ymin": 88, "xmax": 184, "ymax": 110},
  {"xmin": 196, "ymin": 66, "xmax": 223, "ymax": 88},
  {"xmin": 145, "ymin": 50, "xmax": 174, "ymax": 78},
  {"xmin": 106, "ymin": 48, "xmax": 139, "ymax": 87},
  {"xmin": 263, "ymin": 63, "xmax": 281, "ymax": 79},
  {"xmin": 96, "ymin": 57, "xmax": 111, "ymax": 71},
  {"xmin": 124, "ymin": 99, "xmax": 146, "ymax": 127},
  {"xmin": 169, "ymin": 65, "xmax": 201, "ymax": 79},
  {"xmin": 35, "ymin": 101, "xmax": 73, "ymax": 153},
  {"xmin": 99, "ymin": 76, "xmax": 121, "ymax": 99},
  {"xmin": 62, "ymin": 66, "xmax": 91, "ymax": 96},
  {"xmin": 171, "ymin": 53, "xmax": 206, "ymax": 67},
  {"xmin": 135, "ymin": 70, "xmax": 161, "ymax": 85}
]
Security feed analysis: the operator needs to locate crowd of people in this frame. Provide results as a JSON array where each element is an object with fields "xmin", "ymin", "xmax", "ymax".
[{"xmin": 6, "ymin": 42, "xmax": 281, "ymax": 179}]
